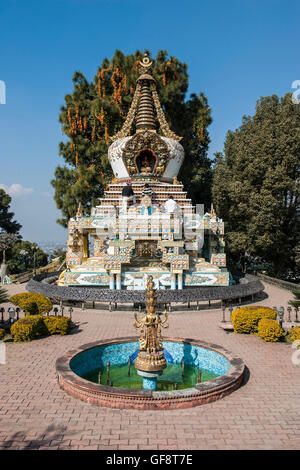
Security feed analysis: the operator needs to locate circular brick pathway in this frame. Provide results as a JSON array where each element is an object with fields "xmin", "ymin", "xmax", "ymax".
[{"xmin": 0, "ymin": 282, "xmax": 299, "ymax": 450}]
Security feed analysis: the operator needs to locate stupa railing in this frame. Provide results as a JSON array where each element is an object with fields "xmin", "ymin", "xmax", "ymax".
[{"xmin": 70, "ymin": 212, "xmax": 221, "ymax": 235}]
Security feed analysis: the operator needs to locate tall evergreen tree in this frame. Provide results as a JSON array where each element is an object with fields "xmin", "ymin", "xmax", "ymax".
[
  {"xmin": 212, "ymin": 94, "xmax": 300, "ymax": 278},
  {"xmin": 0, "ymin": 189, "xmax": 22, "ymax": 265},
  {"xmin": 52, "ymin": 50, "xmax": 212, "ymax": 227},
  {"xmin": 0, "ymin": 189, "xmax": 22, "ymax": 234}
]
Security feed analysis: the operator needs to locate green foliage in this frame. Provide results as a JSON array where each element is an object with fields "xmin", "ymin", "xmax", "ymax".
[
  {"xmin": 11, "ymin": 314, "xmax": 72, "ymax": 342},
  {"xmin": 0, "ymin": 189, "xmax": 22, "ymax": 265},
  {"xmin": 43, "ymin": 316, "xmax": 71, "ymax": 335},
  {"xmin": 52, "ymin": 49, "xmax": 212, "ymax": 227},
  {"xmin": 0, "ymin": 286, "xmax": 9, "ymax": 304},
  {"xmin": 289, "ymin": 326, "xmax": 300, "ymax": 342},
  {"xmin": 289, "ymin": 284, "xmax": 300, "ymax": 309},
  {"xmin": 257, "ymin": 318, "xmax": 284, "ymax": 342},
  {"xmin": 10, "ymin": 293, "xmax": 53, "ymax": 315},
  {"xmin": 212, "ymin": 94, "xmax": 300, "ymax": 277},
  {"xmin": 0, "ymin": 189, "xmax": 22, "ymax": 234},
  {"xmin": 10, "ymin": 315, "xmax": 48, "ymax": 342},
  {"xmin": 0, "ymin": 328, "xmax": 5, "ymax": 340},
  {"xmin": 231, "ymin": 306, "xmax": 277, "ymax": 334},
  {"xmin": 7, "ymin": 241, "xmax": 48, "ymax": 274}
]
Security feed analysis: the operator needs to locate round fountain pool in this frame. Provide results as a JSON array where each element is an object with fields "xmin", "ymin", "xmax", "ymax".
[{"xmin": 56, "ymin": 337, "xmax": 245, "ymax": 410}]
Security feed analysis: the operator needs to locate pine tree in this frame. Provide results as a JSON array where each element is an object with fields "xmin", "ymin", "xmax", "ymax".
[
  {"xmin": 212, "ymin": 94, "xmax": 300, "ymax": 278},
  {"xmin": 0, "ymin": 189, "xmax": 22, "ymax": 234},
  {"xmin": 52, "ymin": 49, "xmax": 212, "ymax": 227}
]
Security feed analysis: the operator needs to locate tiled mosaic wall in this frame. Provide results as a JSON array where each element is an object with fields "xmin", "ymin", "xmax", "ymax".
[{"xmin": 70, "ymin": 341, "xmax": 230, "ymax": 378}]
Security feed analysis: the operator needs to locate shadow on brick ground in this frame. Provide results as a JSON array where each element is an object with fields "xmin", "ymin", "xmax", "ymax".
[{"xmin": 0, "ymin": 424, "xmax": 78, "ymax": 450}]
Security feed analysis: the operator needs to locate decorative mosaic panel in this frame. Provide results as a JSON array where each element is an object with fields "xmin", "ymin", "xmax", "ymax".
[
  {"xmin": 184, "ymin": 271, "xmax": 230, "ymax": 286},
  {"xmin": 122, "ymin": 272, "xmax": 171, "ymax": 290},
  {"xmin": 142, "ymin": 377, "xmax": 158, "ymax": 390},
  {"xmin": 211, "ymin": 253, "xmax": 227, "ymax": 267},
  {"xmin": 59, "ymin": 272, "xmax": 110, "ymax": 286},
  {"xmin": 70, "ymin": 341, "xmax": 230, "ymax": 378}
]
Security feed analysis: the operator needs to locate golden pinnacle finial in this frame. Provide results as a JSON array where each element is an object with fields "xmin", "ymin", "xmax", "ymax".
[
  {"xmin": 137, "ymin": 53, "xmax": 154, "ymax": 81},
  {"xmin": 139, "ymin": 54, "xmax": 153, "ymax": 69}
]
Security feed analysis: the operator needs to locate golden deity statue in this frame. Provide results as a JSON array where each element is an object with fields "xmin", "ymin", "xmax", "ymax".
[
  {"xmin": 76, "ymin": 202, "xmax": 83, "ymax": 218},
  {"xmin": 134, "ymin": 275, "xmax": 168, "ymax": 372},
  {"xmin": 210, "ymin": 203, "xmax": 216, "ymax": 217},
  {"xmin": 140, "ymin": 156, "xmax": 152, "ymax": 174}
]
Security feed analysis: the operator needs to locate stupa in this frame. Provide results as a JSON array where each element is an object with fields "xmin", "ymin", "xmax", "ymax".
[{"xmin": 58, "ymin": 55, "xmax": 229, "ymax": 290}]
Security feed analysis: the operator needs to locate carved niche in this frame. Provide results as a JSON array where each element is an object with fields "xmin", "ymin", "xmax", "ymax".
[{"xmin": 122, "ymin": 131, "xmax": 170, "ymax": 176}]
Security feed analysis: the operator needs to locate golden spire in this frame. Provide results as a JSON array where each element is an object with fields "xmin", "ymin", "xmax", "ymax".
[
  {"xmin": 136, "ymin": 55, "xmax": 157, "ymax": 131},
  {"xmin": 110, "ymin": 54, "xmax": 181, "ymax": 142}
]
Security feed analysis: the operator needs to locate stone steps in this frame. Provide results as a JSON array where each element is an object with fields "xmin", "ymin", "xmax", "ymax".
[
  {"xmin": 99, "ymin": 199, "xmax": 193, "ymax": 207},
  {"xmin": 104, "ymin": 191, "xmax": 187, "ymax": 199},
  {"xmin": 108, "ymin": 183, "xmax": 184, "ymax": 189},
  {"xmin": 99, "ymin": 182, "xmax": 194, "ymax": 211}
]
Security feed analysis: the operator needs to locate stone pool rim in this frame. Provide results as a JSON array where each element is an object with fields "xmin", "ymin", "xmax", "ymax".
[{"xmin": 56, "ymin": 337, "xmax": 245, "ymax": 410}]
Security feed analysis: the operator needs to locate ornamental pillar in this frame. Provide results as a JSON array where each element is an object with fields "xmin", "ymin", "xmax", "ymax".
[
  {"xmin": 116, "ymin": 274, "xmax": 121, "ymax": 290},
  {"xmin": 83, "ymin": 232, "xmax": 89, "ymax": 259},
  {"xmin": 178, "ymin": 273, "xmax": 183, "ymax": 290},
  {"xmin": 109, "ymin": 274, "xmax": 115, "ymax": 290}
]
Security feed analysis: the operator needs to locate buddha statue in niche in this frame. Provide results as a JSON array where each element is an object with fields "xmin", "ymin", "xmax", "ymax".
[
  {"xmin": 136, "ymin": 150, "xmax": 156, "ymax": 174},
  {"xmin": 140, "ymin": 155, "xmax": 152, "ymax": 174}
]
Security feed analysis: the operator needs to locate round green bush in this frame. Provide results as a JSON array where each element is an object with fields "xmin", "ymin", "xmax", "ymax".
[
  {"xmin": 289, "ymin": 327, "xmax": 300, "ymax": 342},
  {"xmin": 232, "ymin": 306, "xmax": 277, "ymax": 334},
  {"xmin": 43, "ymin": 316, "xmax": 71, "ymax": 335},
  {"xmin": 10, "ymin": 314, "xmax": 72, "ymax": 342},
  {"xmin": 10, "ymin": 315, "xmax": 48, "ymax": 342},
  {"xmin": 257, "ymin": 318, "xmax": 284, "ymax": 342},
  {"xmin": 10, "ymin": 293, "xmax": 53, "ymax": 316}
]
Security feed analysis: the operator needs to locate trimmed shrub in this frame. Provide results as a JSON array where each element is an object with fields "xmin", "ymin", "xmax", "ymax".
[
  {"xmin": 0, "ymin": 328, "xmax": 5, "ymax": 340},
  {"xmin": 10, "ymin": 314, "xmax": 72, "ymax": 342},
  {"xmin": 289, "ymin": 327, "xmax": 300, "ymax": 342},
  {"xmin": 43, "ymin": 316, "xmax": 71, "ymax": 336},
  {"xmin": 232, "ymin": 306, "xmax": 277, "ymax": 334},
  {"xmin": 10, "ymin": 315, "xmax": 48, "ymax": 342},
  {"xmin": 10, "ymin": 293, "xmax": 53, "ymax": 316},
  {"xmin": 257, "ymin": 318, "xmax": 284, "ymax": 342}
]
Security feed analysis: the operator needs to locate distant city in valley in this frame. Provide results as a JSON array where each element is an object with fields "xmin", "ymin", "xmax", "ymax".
[{"xmin": 37, "ymin": 241, "xmax": 66, "ymax": 255}]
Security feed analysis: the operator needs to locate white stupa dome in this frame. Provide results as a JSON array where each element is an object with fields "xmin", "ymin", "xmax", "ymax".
[{"xmin": 108, "ymin": 134, "xmax": 184, "ymax": 181}]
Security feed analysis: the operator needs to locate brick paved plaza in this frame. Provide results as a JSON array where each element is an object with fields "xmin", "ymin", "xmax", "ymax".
[{"xmin": 0, "ymin": 281, "xmax": 299, "ymax": 450}]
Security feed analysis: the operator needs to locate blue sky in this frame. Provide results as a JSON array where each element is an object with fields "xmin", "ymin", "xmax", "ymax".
[{"xmin": 0, "ymin": 0, "xmax": 300, "ymax": 243}]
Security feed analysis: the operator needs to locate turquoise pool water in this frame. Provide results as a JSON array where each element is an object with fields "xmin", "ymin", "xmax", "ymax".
[
  {"xmin": 70, "ymin": 340, "xmax": 231, "ymax": 391},
  {"xmin": 82, "ymin": 362, "xmax": 218, "ymax": 390}
]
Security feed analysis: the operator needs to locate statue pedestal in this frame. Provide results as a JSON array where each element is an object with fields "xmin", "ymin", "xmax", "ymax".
[{"xmin": 136, "ymin": 369, "xmax": 163, "ymax": 390}]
